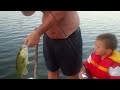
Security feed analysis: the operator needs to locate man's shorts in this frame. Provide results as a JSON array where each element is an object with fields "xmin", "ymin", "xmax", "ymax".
[{"xmin": 43, "ymin": 27, "xmax": 83, "ymax": 76}]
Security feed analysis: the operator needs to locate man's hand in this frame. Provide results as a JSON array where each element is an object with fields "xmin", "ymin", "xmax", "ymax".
[{"xmin": 25, "ymin": 28, "xmax": 40, "ymax": 47}]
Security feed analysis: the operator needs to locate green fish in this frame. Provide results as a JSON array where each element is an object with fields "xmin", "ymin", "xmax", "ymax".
[{"xmin": 16, "ymin": 44, "xmax": 29, "ymax": 79}]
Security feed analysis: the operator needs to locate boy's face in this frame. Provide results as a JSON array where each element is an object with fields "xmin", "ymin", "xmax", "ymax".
[{"xmin": 94, "ymin": 40, "xmax": 108, "ymax": 56}]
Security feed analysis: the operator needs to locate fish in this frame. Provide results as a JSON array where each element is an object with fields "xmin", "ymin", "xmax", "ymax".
[{"xmin": 16, "ymin": 44, "xmax": 29, "ymax": 79}]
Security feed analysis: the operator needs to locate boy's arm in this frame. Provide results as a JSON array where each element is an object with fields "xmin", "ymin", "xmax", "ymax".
[
  {"xmin": 80, "ymin": 66, "xmax": 86, "ymax": 73},
  {"xmin": 79, "ymin": 65, "xmax": 87, "ymax": 79},
  {"xmin": 79, "ymin": 53, "xmax": 94, "ymax": 79}
]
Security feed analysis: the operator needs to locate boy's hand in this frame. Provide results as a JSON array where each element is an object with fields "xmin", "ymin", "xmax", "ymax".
[{"xmin": 79, "ymin": 71, "xmax": 85, "ymax": 79}]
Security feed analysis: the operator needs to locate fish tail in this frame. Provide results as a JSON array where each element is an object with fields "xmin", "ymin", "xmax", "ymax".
[{"xmin": 16, "ymin": 73, "xmax": 23, "ymax": 79}]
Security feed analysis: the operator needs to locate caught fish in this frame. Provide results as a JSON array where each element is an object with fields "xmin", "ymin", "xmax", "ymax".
[{"xmin": 16, "ymin": 44, "xmax": 29, "ymax": 79}]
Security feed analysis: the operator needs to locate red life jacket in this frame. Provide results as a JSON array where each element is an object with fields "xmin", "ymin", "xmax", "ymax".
[{"xmin": 84, "ymin": 50, "xmax": 120, "ymax": 79}]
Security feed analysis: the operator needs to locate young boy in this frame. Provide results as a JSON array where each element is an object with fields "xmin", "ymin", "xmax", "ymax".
[{"xmin": 79, "ymin": 33, "xmax": 120, "ymax": 79}]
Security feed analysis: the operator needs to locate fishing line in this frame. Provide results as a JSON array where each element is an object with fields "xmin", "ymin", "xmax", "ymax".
[{"xmin": 50, "ymin": 12, "xmax": 80, "ymax": 58}]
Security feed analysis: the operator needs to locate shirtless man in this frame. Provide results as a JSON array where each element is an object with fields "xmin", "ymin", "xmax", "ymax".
[{"xmin": 21, "ymin": 11, "xmax": 83, "ymax": 79}]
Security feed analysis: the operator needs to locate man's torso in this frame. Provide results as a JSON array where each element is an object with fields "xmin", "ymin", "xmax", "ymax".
[{"xmin": 42, "ymin": 11, "xmax": 80, "ymax": 39}]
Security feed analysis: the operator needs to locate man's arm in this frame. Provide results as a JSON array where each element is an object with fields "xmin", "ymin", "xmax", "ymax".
[{"xmin": 22, "ymin": 11, "xmax": 65, "ymax": 47}]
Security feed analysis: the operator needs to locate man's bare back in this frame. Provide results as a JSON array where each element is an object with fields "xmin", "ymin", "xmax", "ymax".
[{"xmin": 42, "ymin": 11, "xmax": 80, "ymax": 39}]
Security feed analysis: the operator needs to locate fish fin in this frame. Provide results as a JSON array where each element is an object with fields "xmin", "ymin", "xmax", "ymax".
[
  {"xmin": 23, "ymin": 67, "xmax": 28, "ymax": 75},
  {"xmin": 25, "ymin": 59, "xmax": 29, "ymax": 64},
  {"xmin": 16, "ymin": 72, "xmax": 23, "ymax": 79},
  {"xmin": 27, "ymin": 59, "xmax": 30, "ymax": 64},
  {"xmin": 17, "ymin": 75, "xmax": 23, "ymax": 79}
]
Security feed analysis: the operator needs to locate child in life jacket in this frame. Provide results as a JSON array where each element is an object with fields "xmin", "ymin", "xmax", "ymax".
[{"xmin": 79, "ymin": 33, "xmax": 120, "ymax": 79}]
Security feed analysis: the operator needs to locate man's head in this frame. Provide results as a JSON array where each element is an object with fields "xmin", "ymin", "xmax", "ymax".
[{"xmin": 21, "ymin": 11, "xmax": 35, "ymax": 16}]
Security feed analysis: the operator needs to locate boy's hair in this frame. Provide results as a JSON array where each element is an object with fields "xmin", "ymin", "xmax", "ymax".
[{"xmin": 96, "ymin": 33, "xmax": 118, "ymax": 51}]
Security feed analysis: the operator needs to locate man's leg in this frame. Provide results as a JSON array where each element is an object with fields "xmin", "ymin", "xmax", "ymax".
[
  {"xmin": 48, "ymin": 70, "xmax": 59, "ymax": 79},
  {"xmin": 43, "ymin": 34, "xmax": 60, "ymax": 79},
  {"xmin": 68, "ymin": 73, "xmax": 79, "ymax": 79},
  {"xmin": 56, "ymin": 27, "xmax": 82, "ymax": 79}
]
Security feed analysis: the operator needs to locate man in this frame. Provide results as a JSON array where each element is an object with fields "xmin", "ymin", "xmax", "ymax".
[{"xmin": 21, "ymin": 11, "xmax": 83, "ymax": 79}]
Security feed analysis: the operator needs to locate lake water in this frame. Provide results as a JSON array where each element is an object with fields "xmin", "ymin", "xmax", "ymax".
[{"xmin": 0, "ymin": 11, "xmax": 120, "ymax": 79}]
